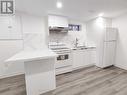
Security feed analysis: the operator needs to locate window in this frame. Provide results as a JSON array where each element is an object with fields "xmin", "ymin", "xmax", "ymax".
[{"xmin": 69, "ymin": 24, "xmax": 81, "ymax": 31}]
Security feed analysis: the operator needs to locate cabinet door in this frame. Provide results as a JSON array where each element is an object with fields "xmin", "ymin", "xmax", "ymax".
[
  {"xmin": 73, "ymin": 49, "xmax": 96, "ymax": 69},
  {"xmin": 48, "ymin": 15, "xmax": 68, "ymax": 27},
  {"xmin": 102, "ymin": 42, "xmax": 116, "ymax": 67},
  {"xmin": 90, "ymin": 49, "xmax": 97, "ymax": 64},
  {"xmin": 85, "ymin": 49, "xmax": 91, "ymax": 66},
  {"xmin": 0, "ymin": 16, "xmax": 11, "ymax": 39},
  {"xmin": 73, "ymin": 50, "xmax": 88, "ymax": 69},
  {"xmin": 0, "ymin": 16, "xmax": 22, "ymax": 39},
  {"xmin": 9, "ymin": 15, "xmax": 22, "ymax": 39},
  {"xmin": 104, "ymin": 28, "xmax": 117, "ymax": 41},
  {"xmin": 73, "ymin": 50, "xmax": 82, "ymax": 69}
]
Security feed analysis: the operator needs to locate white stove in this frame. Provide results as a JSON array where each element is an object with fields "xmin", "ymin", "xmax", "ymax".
[{"xmin": 49, "ymin": 42, "xmax": 73, "ymax": 75}]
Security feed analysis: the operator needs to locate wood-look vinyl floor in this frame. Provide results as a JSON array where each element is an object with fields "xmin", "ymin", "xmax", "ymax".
[{"xmin": 1, "ymin": 66, "xmax": 127, "ymax": 95}]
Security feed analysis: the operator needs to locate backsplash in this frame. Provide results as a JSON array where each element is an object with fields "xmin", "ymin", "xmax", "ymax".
[
  {"xmin": 49, "ymin": 31, "xmax": 86, "ymax": 48},
  {"xmin": 23, "ymin": 33, "xmax": 47, "ymax": 50}
]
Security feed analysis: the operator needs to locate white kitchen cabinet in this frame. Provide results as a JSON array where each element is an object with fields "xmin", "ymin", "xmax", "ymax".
[
  {"xmin": 0, "ymin": 16, "xmax": 11, "ymax": 39},
  {"xmin": 0, "ymin": 16, "xmax": 22, "ymax": 39},
  {"xmin": 90, "ymin": 48, "xmax": 97, "ymax": 64},
  {"xmin": 72, "ymin": 49, "xmax": 89, "ymax": 69},
  {"xmin": 72, "ymin": 48, "xmax": 96, "ymax": 69},
  {"xmin": 102, "ymin": 42, "xmax": 116, "ymax": 67},
  {"xmin": 73, "ymin": 49, "xmax": 84, "ymax": 69},
  {"xmin": 9, "ymin": 16, "xmax": 22, "ymax": 39},
  {"xmin": 48, "ymin": 15, "xmax": 68, "ymax": 27}
]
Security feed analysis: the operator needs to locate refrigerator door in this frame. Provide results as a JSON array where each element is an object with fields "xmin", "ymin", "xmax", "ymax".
[
  {"xmin": 102, "ymin": 41, "xmax": 116, "ymax": 68},
  {"xmin": 104, "ymin": 28, "xmax": 117, "ymax": 41}
]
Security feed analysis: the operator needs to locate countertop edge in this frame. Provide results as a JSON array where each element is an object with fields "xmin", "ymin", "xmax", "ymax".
[{"xmin": 5, "ymin": 50, "xmax": 58, "ymax": 63}]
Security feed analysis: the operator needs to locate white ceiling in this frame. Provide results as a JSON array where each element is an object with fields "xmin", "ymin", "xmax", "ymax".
[{"xmin": 16, "ymin": 0, "xmax": 127, "ymax": 21}]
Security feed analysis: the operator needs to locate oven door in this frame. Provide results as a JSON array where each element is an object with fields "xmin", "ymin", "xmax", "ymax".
[{"xmin": 55, "ymin": 52, "xmax": 72, "ymax": 69}]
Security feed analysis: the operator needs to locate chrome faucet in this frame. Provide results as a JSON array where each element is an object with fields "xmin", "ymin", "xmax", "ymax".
[{"xmin": 74, "ymin": 38, "xmax": 79, "ymax": 48}]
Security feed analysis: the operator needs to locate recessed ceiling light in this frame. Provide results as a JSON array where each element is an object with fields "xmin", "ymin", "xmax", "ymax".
[
  {"xmin": 99, "ymin": 13, "xmax": 104, "ymax": 17},
  {"xmin": 56, "ymin": 1, "xmax": 63, "ymax": 9}
]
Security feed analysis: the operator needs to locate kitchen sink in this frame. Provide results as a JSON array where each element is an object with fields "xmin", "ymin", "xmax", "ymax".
[
  {"xmin": 72, "ymin": 46, "xmax": 96, "ymax": 50},
  {"xmin": 72, "ymin": 46, "xmax": 88, "ymax": 50}
]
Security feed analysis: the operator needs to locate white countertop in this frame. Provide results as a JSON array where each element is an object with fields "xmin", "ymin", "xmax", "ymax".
[
  {"xmin": 6, "ymin": 49, "xmax": 58, "ymax": 62},
  {"xmin": 71, "ymin": 46, "xmax": 96, "ymax": 50}
]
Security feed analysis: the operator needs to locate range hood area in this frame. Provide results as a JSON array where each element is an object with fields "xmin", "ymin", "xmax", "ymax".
[
  {"xmin": 49, "ymin": 26, "xmax": 69, "ymax": 32},
  {"xmin": 48, "ymin": 15, "xmax": 69, "ymax": 32}
]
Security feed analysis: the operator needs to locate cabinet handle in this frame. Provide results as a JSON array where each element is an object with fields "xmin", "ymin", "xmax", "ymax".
[{"xmin": 8, "ymin": 26, "xmax": 12, "ymax": 28}]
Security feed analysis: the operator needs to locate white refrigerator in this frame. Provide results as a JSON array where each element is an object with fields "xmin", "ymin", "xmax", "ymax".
[{"xmin": 96, "ymin": 27, "xmax": 118, "ymax": 68}]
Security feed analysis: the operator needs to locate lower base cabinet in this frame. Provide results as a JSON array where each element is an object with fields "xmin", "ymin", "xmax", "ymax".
[{"xmin": 72, "ymin": 48, "xmax": 96, "ymax": 69}]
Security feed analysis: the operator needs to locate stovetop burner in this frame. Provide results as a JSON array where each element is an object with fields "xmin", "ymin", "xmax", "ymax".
[{"xmin": 49, "ymin": 42, "xmax": 71, "ymax": 53}]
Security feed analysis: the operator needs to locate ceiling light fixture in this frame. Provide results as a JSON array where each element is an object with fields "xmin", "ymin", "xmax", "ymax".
[
  {"xmin": 99, "ymin": 13, "xmax": 104, "ymax": 17},
  {"xmin": 56, "ymin": 1, "xmax": 63, "ymax": 9}
]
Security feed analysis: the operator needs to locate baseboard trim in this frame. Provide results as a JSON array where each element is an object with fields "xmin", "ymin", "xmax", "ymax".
[
  {"xmin": 0, "ymin": 72, "xmax": 24, "ymax": 79},
  {"xmin": 114, "ymin": 64, "xmax": 127, "ymax": 70},
  {"xmin": 72, "ymin": 64, "xmax": 94, "ymax": 71}
]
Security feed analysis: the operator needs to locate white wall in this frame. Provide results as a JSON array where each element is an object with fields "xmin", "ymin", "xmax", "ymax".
[
  {"xmin": 112, "ymin": 13, "xmax": 127, "ymax": 70},
  {"xmin": 0, "ymin": 12, "xmax": 47, "ymax": 78}
]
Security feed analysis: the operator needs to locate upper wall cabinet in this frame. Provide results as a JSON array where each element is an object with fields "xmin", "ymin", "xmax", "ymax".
[
  {"xmin": 0, "ymin": 16, "xmax": 10, "ymax": 39},
  {"xmin": 48, "ymin": 15, "xmax": 68, "ymax": 28},
  {"xmin": 0, "ymin": 16, "xmax": 22, "ymax": 39}
]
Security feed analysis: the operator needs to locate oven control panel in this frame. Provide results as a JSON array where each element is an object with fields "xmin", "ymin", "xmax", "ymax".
[{"xmin": 57, "ymin": 55, "xmax": 69, "ymax": 60}]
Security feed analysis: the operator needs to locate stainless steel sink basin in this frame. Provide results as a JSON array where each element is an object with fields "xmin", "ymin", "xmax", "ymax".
[
  {"xmin": 72, "ymin": 46, "xmax": 96, "ymax": 50},
  {"xmin": 72, "ymin": 46, "xmax": 88, "ymax": 50}
]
